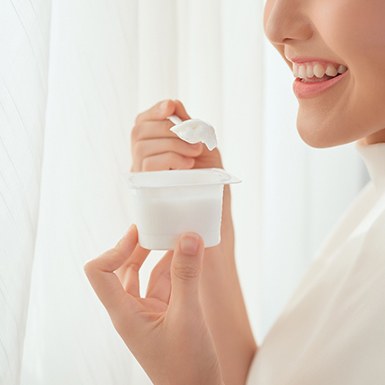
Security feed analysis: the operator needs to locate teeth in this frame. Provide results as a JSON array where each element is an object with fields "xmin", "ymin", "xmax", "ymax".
[
  {"xmin": 306, "ymin": 65, "xmax": 314, "ymax": 78},
  {"xmin": 299, "ymin": 66, "xmax": 307, "ymax": 79},
  {"xmin": 313, "ymin": 63, "xmax": 325, "ymax": 78},
  {"xmin": 326, "ymin": 64, "xmax": 338, "ymax": 77},
  {"xmin": 293, "ymin": 62, "xmax": 348, "ymax": 80}
]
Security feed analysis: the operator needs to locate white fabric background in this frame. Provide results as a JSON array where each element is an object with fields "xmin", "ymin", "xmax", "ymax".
[{"xmin": 0, "ymin": 1, "xmax": 366, "ymax": 384}]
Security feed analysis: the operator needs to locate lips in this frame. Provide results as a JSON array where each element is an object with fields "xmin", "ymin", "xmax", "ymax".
[
  {"xmin": 286, "ymin": 57, "xmax": 349, "ymax": 98},
  {"xmin": 292, "ymin": 69, "xmax": 349, "ymax": 99}
]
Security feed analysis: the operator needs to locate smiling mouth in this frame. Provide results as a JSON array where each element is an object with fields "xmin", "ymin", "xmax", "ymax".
[
  {"xmin": 300, "ymin": 73, "xmax": 343, "ymax": 83},
  {"xmin": 292, "ymin": 62, "xmax": 349, "ymax": 99},
  {"xmin": 293, "ymin": 62, "xmax": 348, "ymax": 83}
]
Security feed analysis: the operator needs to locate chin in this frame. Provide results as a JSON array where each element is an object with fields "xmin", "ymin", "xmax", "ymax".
[
  {"xmin": 296, "ymin": 110, "xmax": 365, "ymax": 149},
  {"xmin": 298, "ymin": 129, "xmax": 332, "ymax": 148},
  {"xmin": 297, "ymin": 118, "xmax": 337, "ymax": 148}
]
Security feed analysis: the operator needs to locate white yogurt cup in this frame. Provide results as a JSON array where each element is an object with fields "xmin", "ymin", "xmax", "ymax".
[{"xmin": 127, "ymin": 168, "xmax": 241, "ymax": 250}]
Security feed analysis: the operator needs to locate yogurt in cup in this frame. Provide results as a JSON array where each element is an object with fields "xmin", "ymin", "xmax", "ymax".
[{"xmin": 127, "ymin": 168, "xmax": 241, "ymax": 250}]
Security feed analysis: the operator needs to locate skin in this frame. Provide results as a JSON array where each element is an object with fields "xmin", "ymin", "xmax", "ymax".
[
  {"xmin": 264, "ymin": 0, "xmax": 385, "ymax": 147},
  {"xmin": 86, "ymin": 101, "xmax": 257, "ymax": 385},
  {"xmin": 85, "ymin": 227, "xmax": 224, "ymax": 385},
  {"xmin": 85, "ymin": 0, "xmax": 385, "ymax": 384},
  {"xmin": 131, "ymin": 100, "xmax": 257, "ymax": 384}
]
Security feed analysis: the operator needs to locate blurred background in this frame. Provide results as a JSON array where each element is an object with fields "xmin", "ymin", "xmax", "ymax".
[{"xmin": 0, "ymin": 0, "xmax": 367, "ymax": 384}]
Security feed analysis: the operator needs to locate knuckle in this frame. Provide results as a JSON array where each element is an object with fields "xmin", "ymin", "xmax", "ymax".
[
  {"xmin": 174, "ymin": 98, "xmax": 184, "ymax": 110},
  {"xmin": 131, "ymin": 124, "xmax": 140, "ymax": 141},
  {"xmin": 173, "ymin": 263, "xmax": 201, "ymax": 281},
  {"xmin": 128, "ymin": 262, "xmax": 141, "ymax": 274},
  {"xmin": 84, "ymin": 248, "xmax": 116, "ymax": 276},
  {"xmin": 160, "ymin": 98, "xmax": 173, "ymax": 109},
  {"xmin": 83, "ymin": 260, "xmax": 94, "ymax": 276},
  {"xmin": 133, "ymin": 141, "xmax": 145, "ymax": 159},
  {"xmin": 134, "ymin": 111, "xmax": 146, "ymax": 124}
]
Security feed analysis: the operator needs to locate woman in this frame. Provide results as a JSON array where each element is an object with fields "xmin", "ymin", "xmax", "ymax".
[{"xmin": 84, "ymin": 0, "xmax": 385, "ymax": 384}]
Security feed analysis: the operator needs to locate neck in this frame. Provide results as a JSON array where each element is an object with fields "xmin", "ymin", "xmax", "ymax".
[{"xmin": 363, "ymin": 127, "xmax": 385, "ymax": 145}]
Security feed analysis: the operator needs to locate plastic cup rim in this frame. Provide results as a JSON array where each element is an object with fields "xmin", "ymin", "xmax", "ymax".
[{"xmin": 125, "ymin": 168, "xmax": 241, "ymax": 189}]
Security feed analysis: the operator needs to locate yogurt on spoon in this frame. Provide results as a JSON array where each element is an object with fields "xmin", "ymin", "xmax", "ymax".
[{"xmin": 168, "ymin": 115, "xmax": 218, "ymax": 151}]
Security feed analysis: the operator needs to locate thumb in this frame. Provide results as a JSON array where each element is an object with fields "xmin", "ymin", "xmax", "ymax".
[{"xmin": 170, "ymin": 233, "xmax": 204, "ymax": 307}]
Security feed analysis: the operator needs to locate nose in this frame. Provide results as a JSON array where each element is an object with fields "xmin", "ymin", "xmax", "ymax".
[{"xmin": 264, "ymin": 0, "xmax": 313, "ymax": 45}]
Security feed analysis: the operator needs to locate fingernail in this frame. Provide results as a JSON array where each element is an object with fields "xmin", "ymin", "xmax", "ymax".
[{"xmin": 180, "ymin": 234, "xmax": 200, "ymax": 256}]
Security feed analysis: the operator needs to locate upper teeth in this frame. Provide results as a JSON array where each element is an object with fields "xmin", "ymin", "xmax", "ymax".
[{"xmin": 293, "ymin": 62, "xmax": 348, "ymax": 79}]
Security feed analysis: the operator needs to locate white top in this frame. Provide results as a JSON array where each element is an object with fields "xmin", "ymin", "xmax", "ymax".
[{"xmin": 247, "ymin": 141, "xmax": 385, "ymax": 385}]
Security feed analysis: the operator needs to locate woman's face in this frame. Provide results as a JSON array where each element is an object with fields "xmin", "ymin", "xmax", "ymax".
[{"xmin": 264, "ymin": 0, "xmax": 385, "ymax": 147}]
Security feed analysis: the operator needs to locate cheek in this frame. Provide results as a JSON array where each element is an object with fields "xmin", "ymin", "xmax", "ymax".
[
  {"xmin": 318, "ymin": 0, "xmax": 385, "ymax": 55},
  {"xmin": 331, "ymin": 1, "xmax": 385, "ymax": 124},
  {"xmin": 299, "ymin": 0, "xmax": 385, "ymax": 147},
  {"xmin": 263, "ymin": 0, "xmax": 275, "ymax": 34}
]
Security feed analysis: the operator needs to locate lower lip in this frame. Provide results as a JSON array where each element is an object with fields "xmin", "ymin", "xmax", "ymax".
[{"xmin": 293, "ymin": 71, "xmax": 349, "ymax": 99}]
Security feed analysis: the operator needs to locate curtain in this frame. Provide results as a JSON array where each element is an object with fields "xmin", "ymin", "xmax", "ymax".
[
  {"xmin": 0, "ymin": 1, "xmax": 51, "ymax": 384},
  {"xmin": 0, "ymin": 1, "xmax": 365, "ymax": 384}
]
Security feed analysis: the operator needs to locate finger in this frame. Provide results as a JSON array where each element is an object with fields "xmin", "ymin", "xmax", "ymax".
[
  {"xmin": 84, "ymin": 225, "xmax": 139, "ymax": 312},
  {"xmin": 170, "ymin": 233, "xmax": 205, "ymax": 309},
  {"xmin": 173, "ymin": 99, "xmax": 191, "ymax": 120},
  {"xmin": 115, "ymin": 244, "xmax": 151, "ymax": 296},
  {"xmin": 146, "ymin": 251, "xmax": 173, "ymax": 304},
  {"xmin": 142, "ymin": 152, "xmax": 195, "ymax": 171},
  {"xmin": 133, "ymin": 138, "xmax": 203, "ymax": 164},
  {"xmin": 132, "ymin": 120, "xmax": 177, "ymax": 142},
  {"xmin": 132, "ymin": 100, "xmax": 192, "ymax": 140},
  {"xmin": 135, "ymin": 99, "xmax": 176, "ymax": 124}
]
